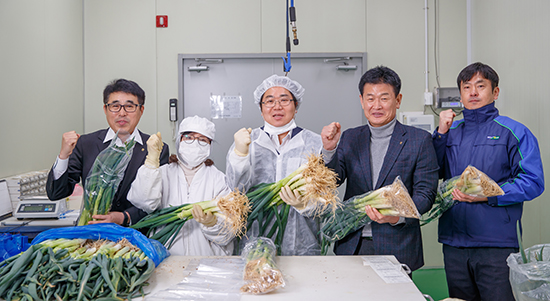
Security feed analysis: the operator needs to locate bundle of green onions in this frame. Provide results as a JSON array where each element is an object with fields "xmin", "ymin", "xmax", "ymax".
[
  {"xmin": 39, "ymin": 237, "xmax": 149, "ymax": 261},
  {"xmin": 420, "ymin": 165, "xmax": 504, "ymax": 226},
  {"xmin": 240, "ymin": 237, "xmax": 285, "ymax": 294},
  {"xmin": 0, "ymin": 238, "xmax": 155, "ymax": 301},
  {"xmin": 320, "ymin": 176, "xmax": 420, "ymax": 255},
  {"xmin": 78, "ymin": 135, "xmax": 136, "ymax": 226},
  {"xmin": 245, "ymin": 154, "xmax": 339, "ymax": 254},
  {"xmin": 131, "ymin": 189, "xmax": 250, "ymax": 249}
]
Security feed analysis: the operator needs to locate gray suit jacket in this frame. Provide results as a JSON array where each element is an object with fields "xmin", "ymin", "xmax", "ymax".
[{"xmin": 327, "ymin": 121, "xmax": 438, "ymax": 271}]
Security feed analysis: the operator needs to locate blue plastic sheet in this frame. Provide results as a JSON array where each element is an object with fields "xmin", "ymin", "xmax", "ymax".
[
  {"xmin": 0, "ymin": 234, "xmax": 30, "ymax": 261},
  {"xmin": 31, "ymin": 223, "xmax": 169, "ymax": 266}
]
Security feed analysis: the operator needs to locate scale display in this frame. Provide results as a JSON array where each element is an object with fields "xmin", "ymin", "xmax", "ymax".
[
  {"xmin": 14, "ymin": 198, "xmax": 67, "ymax": 219},
  {"xmin": 18, "ymin": 203, "xmax": 56, "ymax": 213}
]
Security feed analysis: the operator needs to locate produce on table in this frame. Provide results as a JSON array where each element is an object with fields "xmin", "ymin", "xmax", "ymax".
[
  {"xmin": 0, "ymin": 238, "xmax": 155, "ymax": 301},
  {"xmin": 240, "ymin": 237, "xmax": 285, "ymax": 294},
  {"xmin": 507, "ymin": 222, "xmax": 550, "ymax": 301},
  {"xmin": 420, "ymin": 165, "xmax": 504, "ymax": 226},
  {"xmin": 320, "ymin": 176, "xmax": 420, "ymax": 255},
  {"xmin": 245, "ymin": 154, "xmax": 339, "ymax": 254},
  {"xmin": 78, "ymin": 134, "xmax": 136, "ymax": 226},
  {"xmin": 131, "ymin": 189, "xmax": 250, "ymax": 249}
]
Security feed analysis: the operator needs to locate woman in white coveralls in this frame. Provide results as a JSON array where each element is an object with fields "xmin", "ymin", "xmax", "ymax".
[
  {"xmin": 128, "ymin": 115, "xmax": 233, "ymax": 256},
  {"xmin": 226, "ymin": 74, "xmax": 323, "ymax": 255}
]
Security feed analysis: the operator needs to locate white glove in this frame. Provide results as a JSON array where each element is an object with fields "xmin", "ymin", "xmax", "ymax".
[
  {"xmin": 280, "ymin": 186, "xmax": 306, "ymax": 210},
  {"xmin": 234, "ymin": 128, "xmax": 252, "ymax": 157},
  {"xmin": 144, "ymin": 132, "xmax": 163, "ymax": 169},
  {"xmin": 192, "ymin": 204, "xmax": 217, "ymax": 227}
]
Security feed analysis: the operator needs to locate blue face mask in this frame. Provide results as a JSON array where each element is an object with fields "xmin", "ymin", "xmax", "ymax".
[{"xmin": 178, "ymin": 140, "xmax": 210, "ymax": 168}]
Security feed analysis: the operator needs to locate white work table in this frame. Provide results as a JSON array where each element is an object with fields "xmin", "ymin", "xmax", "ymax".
[{"xmin": 143, "ymin": 255, "xmax": 427, "ymax": 301}]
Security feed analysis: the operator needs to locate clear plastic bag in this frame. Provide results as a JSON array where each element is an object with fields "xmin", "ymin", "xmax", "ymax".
[
  {"xmin": 421, "ymin": 165, "xmax": 504, "ymax": 226},
  {"xmin": 78, "ymin": 132, "xmax": 136, "ymax": 226},
  {"xmin": 240, "ymin": 237, "xmax": 285, "ymax": 294},
  {"xmin": 320, "ymin": 176, "xmax": 419, "ymax": 254},
  {"xmin": 146, "ymin": 258, "xmax": 245, "ymax": 301},
  {"xmin": 455, "ymin": 165, "xmax": 504, "ymax": 197},
  {"xmin": 508, "ymin": 244, "xmax": 550, "ymax": 300}
]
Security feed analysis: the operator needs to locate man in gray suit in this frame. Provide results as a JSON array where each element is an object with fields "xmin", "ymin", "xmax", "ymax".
[{"xmin": 321, "ymin": 66, "xmax": 438, "ymax": 271}]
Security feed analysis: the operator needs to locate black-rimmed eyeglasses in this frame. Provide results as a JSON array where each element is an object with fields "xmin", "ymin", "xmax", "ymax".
[
  {"xmin": 106, "ymin": 103, "xmax": 141, "ymax": 113},
  {"xmin": 181, "ymin": 134, "xmax": 211, "ymax": 146}
]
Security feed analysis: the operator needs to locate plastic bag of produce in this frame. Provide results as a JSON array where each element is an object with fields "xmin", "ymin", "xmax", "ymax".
[
  {"xmin": 240, "ymin": 237, "xmax": 285, "ymax": 294},
  {"xmin": 78, "ymin": 132, "xmax": 136, "ymax": 226},
  {"xmin": 421, "ymin": 165, "xmax": 504, "ymax": 226},
  {"xmin": 320, "ymin": 176, "xmax": 419, "ymax": 254},
  {"xmin": 31, "ymin": 223, "xmax": 169, "ymax": 266},
  {"xmin": 507, "ymin": 243, "xmax": 550, "ymax": 300}
]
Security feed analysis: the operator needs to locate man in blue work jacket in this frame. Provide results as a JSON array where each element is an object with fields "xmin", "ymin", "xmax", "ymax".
[{"xmin": 433, "ymin": 62, "xmax": 544, "ymax": 301}]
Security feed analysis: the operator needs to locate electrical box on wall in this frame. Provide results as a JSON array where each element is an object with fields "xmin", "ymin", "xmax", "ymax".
[{"xmin": 434, "ymin": 87, "xmax": 462, "ymax": 109}]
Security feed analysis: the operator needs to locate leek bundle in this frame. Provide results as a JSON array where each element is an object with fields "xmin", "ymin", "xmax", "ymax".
[
  {"xmin": 420, "ymin": 165, "xmax": 504, "ymax": 226},
  {"xmin": 38, "ymin": 237, "xmax": 148, "ymax": 261},
  {"xmin": 320, "ymin": 176, "xmax": 420, "ymax": 255},
  {"xmin": 240, "ymin": 237, "xmax": 285, "ymax": 294},
  {"xmin": 245, "ymin": 154, "xmax": 339, "ymax": 254},
  {"xmin": 78, "ymin": 134, "xmax": 136, "ymax": 226},
  {"xmin": 0, "ymin": 238, "xmax": 154, "ymax": 300},
  {"xmin": 131, "ymin": 190, "xmax": 250, "ymax": 249}
]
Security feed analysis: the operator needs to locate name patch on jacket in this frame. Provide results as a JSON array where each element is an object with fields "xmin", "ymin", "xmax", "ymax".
[{"xmin": 487, "ymin": 136, "xmax": 500, "ymax": 140}]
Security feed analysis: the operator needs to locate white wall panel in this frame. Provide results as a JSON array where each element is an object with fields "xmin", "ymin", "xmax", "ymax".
[
  {"xmin": 0, "ymin": 0, "xmax": 83, "ymax": 178},
  {"xmin": 83, "ymin": 0, "xmax": 157, "ymax": 135}
]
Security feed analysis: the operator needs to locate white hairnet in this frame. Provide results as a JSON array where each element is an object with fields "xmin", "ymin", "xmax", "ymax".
[
  {"xmin": 178, "ymin": 115, "xmax": 215, "ymax": 140},
  {"xmin": 253, "ymin": 74, "xmax": 305, "ymax": 108}
]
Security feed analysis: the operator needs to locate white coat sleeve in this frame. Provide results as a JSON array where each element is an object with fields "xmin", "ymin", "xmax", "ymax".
[
  {"xmin": 127, "ymin": 165, "xmax": 163, "ymax": 213},
  {"xmin": 226, "ymin": 142, "xmax": 253, "ymax": 191}
]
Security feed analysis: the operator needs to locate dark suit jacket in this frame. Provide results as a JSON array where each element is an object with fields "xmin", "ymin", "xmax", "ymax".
[
  {"xmin": 327, "ymin": 121, "xmax": 438, "ymax": 271},
  {"xmin": 46, "ymin": 129, "xmax": 169, "ymax": 224}
]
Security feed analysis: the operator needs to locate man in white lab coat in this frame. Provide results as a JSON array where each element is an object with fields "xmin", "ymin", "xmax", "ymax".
[{"xmin": 226, "ymin": 74, "xmax": 323, "ymax": 255}]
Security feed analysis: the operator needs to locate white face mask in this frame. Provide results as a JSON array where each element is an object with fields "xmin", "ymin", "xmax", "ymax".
[
  {"xmin": 178, "ymin": 140, "xmax": 210, "ymax": 168},
  {"xmin": 263, "ymin": 119, "xmax": 297, "ymax": 136}
]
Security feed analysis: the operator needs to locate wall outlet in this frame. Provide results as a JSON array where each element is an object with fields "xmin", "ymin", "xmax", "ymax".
[{"xmin": 424, "ymin": 92, "xmax": 434, "ymax": 106}]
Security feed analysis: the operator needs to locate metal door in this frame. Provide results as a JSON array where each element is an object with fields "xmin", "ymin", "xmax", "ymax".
[{"xmin": 178, "ymin": 53, "xmax": 367, "ymax": 173}]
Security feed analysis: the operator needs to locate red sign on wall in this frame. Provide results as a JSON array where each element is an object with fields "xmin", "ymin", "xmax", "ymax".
[{"xmin": 156, "ymin": 15, "xmax": 168, "ymax": 28}]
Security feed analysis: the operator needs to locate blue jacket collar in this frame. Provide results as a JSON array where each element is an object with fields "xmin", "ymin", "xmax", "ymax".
[{"xmin": 463, "ymin": 102, "xmax": 499, "ymax": 125}]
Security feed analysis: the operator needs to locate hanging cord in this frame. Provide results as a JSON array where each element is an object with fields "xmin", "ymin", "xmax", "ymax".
[
  {"xmin": 282, "ymin": 0, "xmax": 293, "ymax": 74},
  {"xmin": 290, "ymin": 0, "xmax": 299, "ymax": 45}
]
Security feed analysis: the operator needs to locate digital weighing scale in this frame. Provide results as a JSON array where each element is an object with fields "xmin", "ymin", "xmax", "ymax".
[{"xmin": 13, "ymin": 196, "xmax": 68, "ymax": 219}]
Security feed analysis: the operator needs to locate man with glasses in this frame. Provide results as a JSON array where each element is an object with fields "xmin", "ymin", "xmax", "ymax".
[
  {"xmin": 46, "ymin": 79, "xmax": 169, "ymax": 226},
  {"xmin": 226, "ymin": 74, "xmax": 324, "ymax": 255}
]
